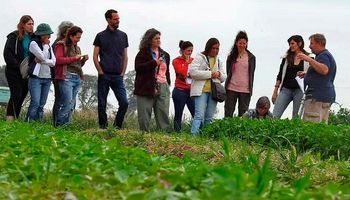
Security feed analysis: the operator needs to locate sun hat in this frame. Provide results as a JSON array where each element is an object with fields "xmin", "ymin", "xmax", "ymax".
[{"xmin": 34, "ymin": 23, "xmax": 54, "ymax": 36}]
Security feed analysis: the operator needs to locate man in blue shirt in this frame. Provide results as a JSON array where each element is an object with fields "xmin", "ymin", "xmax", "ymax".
[
  {"xmin": 297, "ymin": 33, "xmax": 336, "ymax": 123},
  {"xmin": 93, "ymin": 9, "xmax": 129, "ymax": 129}
]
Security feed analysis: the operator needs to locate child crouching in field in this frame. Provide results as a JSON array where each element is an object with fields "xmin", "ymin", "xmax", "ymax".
[{"xmin": 242, "ymin": 96, "xmax": 273, "ymax": 119}]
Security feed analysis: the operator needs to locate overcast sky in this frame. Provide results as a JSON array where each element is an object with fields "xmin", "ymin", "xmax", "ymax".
[{"xmin": 1, "ymin": 0, "xmax": 349, "ymax": 118}]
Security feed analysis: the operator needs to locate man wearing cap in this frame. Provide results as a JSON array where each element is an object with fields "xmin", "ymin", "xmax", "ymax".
[
  {"xmin": 93, "ymin": 9, "xmax": 129, "ymax": 129},
  {"xmin": 297, "ymin": 33, "xmax": 337, "ymax": 123},
  {"xmin": 26, "ymin": 23, "xmax": 56, "ymax": 121}
]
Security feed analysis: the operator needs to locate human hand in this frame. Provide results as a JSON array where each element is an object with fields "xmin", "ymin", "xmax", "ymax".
[
  {"xmin": 35, "ymin": 57, "xmax": 41, "ymax": 63},
  {"xmin": 296, "ymin": 53, "xmax": 311, "ymax": 62},
  {"xmin": 156, "ymin": 58, "xmax": 163, "ymax": 66},
  {"xmin": 43, "ymin": 37, "xmax": 50, "ymax": 45},
  {"xmin": 271, "ymin": 91, "xmax": 278, "ymax": 104},
  {"xmin": 297, "ymin": 71, "xmax": 306, "ymax": 78},
  {"xmin": 98, "ymin": 70, "xmax": 104, "ymax": 75},
  {"xmin": 82, "ymin": 54, "xmax": 89, "ymax": 61},
  {"xmin": 211, "ymin": 71, "xmax": 220, "ymax": 79}
]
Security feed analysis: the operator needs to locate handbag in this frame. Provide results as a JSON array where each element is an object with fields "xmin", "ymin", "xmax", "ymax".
[
  {"xmin": 19, "ymin": 57, "xmax": 29, "ymax": 79},
  {"xmin": 211, "ymin": 80, "xmax": 226, "ymax": 102},
  {"xmin": 154, "ymin": 82, "xmax": 161, "ymax": 97},
  {"xmin": 153, "ymin": 52, "xmax": 165, "ymax": 97}
]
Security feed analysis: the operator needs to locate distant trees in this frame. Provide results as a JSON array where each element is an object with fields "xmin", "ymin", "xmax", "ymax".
[
  {"xmin": 329, "ymin": 105, "xmax": 350, "ymax": 125},
  {"xmin": 124, "ymin": 70, "xmax": 136, "ymax": 117},
  {"xmin": 78, "ymin": 74, "xmax": 98, "ymax": 110},
  {"xmin": 0, "ymin": 66, "xmax": 137, "ymax": 116}
]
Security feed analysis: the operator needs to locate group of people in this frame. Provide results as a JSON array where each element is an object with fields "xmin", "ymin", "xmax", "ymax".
[
  {"xmin": 3, "ymin": 9, "xmax": 337, "ymax": 135},
  {"xmin": 4, "ymin": 15, "xmax": 88, "ymax": 127}
]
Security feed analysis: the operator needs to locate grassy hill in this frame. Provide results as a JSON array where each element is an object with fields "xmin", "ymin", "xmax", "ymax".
[{"xmin": 1, "ymin": 116, "xmax": 350, "ymax": 199}]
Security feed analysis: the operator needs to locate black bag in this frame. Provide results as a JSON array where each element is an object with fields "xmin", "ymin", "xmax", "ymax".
[
  {"xmin": 211, "ymin": 80, "xmax": 226, "ymax": 102},
  {"xmin": 154, "ymin": 82, "xmax": 161, "ymax": 97}
]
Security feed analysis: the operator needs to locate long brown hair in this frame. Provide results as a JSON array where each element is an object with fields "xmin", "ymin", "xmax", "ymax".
[
  {"xmin": 286, "ymin": 35, "xmax": 309, "ymax": 65},
  {"xmin": 227, "ymin": 31, "xmax": 248, "ymax": 63},
  {"xmin": 202, "ymin": 38, "xmax": 220, "ymax": 56},
  {"xmin": 65, "ymin": 26, "xmax": 83, "ymax": 46},
  {"xmin": 139, "ymin": 28, "xmax": 161, "ymax": 50},
  {"xmin": 17, "ymin": 15, "xmax": 34, "ymax": 40}
]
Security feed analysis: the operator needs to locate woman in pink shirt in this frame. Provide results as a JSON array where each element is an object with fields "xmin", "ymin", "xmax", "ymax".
[{"xmin": 225, "ymin": 31, "xmax": 256, "ymax": 117}]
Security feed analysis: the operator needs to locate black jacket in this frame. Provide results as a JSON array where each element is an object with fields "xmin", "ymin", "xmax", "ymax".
[
  {"xmin": 3, "ymin": 31, "xmax": 25, "ymax": 69},
  {"xmin": 134, "ymin": 48, "xmax": 170, "ymax": 96}
]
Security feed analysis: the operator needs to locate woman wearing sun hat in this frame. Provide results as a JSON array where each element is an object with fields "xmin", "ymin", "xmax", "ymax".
[{"xmin": 26, "ymin": 23, "xmax": 56, "ymax": 121}]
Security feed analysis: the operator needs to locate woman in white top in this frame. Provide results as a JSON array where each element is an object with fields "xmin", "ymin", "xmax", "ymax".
[
  {"xmin": 189, "ymin": 38, "xmax": 226, "ymax": 135},
  {"xmin": 26, "ymin": 23, "xmax": 56, "ymax": 121}
]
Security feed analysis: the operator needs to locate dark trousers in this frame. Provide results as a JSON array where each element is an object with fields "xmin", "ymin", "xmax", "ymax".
[
  {"xmin": 5, "ymin": 67, "xmax": 28, "ymax": 119},
  {"xmin": 52, "ymin": 79, "xmax": 60, "ymax": 126},
  {"xmin": 172, "ymin": 87, "xmax": 195, "ymax": 132},
  {"xmin": 97, "ymin": 74, "xmax": 129, "ymax": 129},
  {"xmin": 224, "ymin": 90, "xmax": 251, "ymax": 117}
]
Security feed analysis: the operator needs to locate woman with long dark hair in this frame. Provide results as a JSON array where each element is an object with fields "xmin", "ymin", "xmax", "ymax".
[
  {"xmin": 225, "ymin": 31, "xmax": 256, "ymax": 117},
  {"xmin": 272, "ymin": 35, "xmax": 311, "ymax": 118},
  {"xmin": 54, "ymin": 26, "xmax": 88, "ymax": 126},
  {"xmin": 172, "ymin": 40, "xmax": 195, "ymax": 132},
  {"xmin": 189, "ymin": 38, "xmax": 226, "ymax": 135},
  {"xmin": 3, "ymin": 15, "xmax": 34, "ymax": 121},
  {"xmin": 134, "ymin": 28, "xmax": 171, "ymax": 132}
]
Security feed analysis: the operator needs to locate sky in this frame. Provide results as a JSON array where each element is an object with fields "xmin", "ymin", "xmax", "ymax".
[{"xmin": 0, "ymin": 0, "xmax": 349, "ymax": 118}]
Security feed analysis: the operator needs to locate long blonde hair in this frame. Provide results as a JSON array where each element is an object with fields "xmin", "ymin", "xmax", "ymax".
[{"xmin": 17, "ymin": 15, "xmax": 33, "ymax": 40}]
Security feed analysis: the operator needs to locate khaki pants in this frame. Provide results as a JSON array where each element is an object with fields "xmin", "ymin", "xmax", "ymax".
[
  {"xmin": 136, "ymin": 83, "xmax": 170, "ymax": 132},
  {"xmin": 302, "ymin": 99, "xmax": 331, "ymax": 123}
]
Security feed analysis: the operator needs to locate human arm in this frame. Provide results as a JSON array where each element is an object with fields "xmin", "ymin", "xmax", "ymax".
[
  {"xmin": 173, "ymin": 58, "xmax": 188, "ymax": 79},
  {"xmin": 216, "ymin": 58, "xmax": 227, "ymax": 82},
  {"xmin": 134, "ymin": 50, "xmax": 158, "ymax": 73},
  {"xmin": 271, "ymin": 58, "xmax": 285, "ymax": 104},
  {"xmin": 297, "ymin": 53, "xmax": 328, "ymax": 75},
  {"xmin": 54, "ymin": 43, "xmax": 81, "ymax": 65},
  {"xmin": 3, "ymin": 34, "xmax": 19, "ymax": 66},
  {"xmin": 120, "ymin": 48, "xmax": 128, "ymax": 76},
  {"xmin": 48, "ymin": 46, "xmax": 56, "ymax": 67},
  {"xmin": 80, "ymin": 54, "xmax": 89, "ymax": 67},
  {"xmin": 164, "ymin": 51, "xmax": 171, "ymax": 85},
  {"xmin": 93, "ymin": 46, "xmax": 104, "ymax": 75},
  {"xmin": 271, "ymin": 80, "xmax": 281, "ymax": 104},
  {"xmin": 250, "ymin": 54, "xmax": 256, "ymax": 88},
  {"xmin": 188, "ymin": 54, "xmax": 211, "ymax": 80}
]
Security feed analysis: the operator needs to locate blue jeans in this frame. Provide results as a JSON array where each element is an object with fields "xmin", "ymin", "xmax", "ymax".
[
  {"xmin": 56, "ymin": 73, "xmax": 81, "ymax": 126},
  {"xmin": 191, "ymin": 92, "xmax": 217, "ymax": 135},
  {"xmin": 27, "ymin": 77, "xmax": 52, "ymax": 121},
  {"xmin": 172, "ymin": 87, "xmax": 194, "ymax": 132},
  {"xmin": 272, "ymin": 87, "xmax": 303, "ymax": 118},
  {"xmin": 98, "ymin": 74, "xmax": 128, "ymax": 128}
]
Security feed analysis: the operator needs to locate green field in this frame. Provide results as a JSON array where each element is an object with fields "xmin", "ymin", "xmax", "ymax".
[{"xmin": 1, "ymin": 115, "xmax": 350, "ymax": 199}]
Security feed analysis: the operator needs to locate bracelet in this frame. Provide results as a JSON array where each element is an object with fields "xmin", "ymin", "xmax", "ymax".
[{"xmin": 274, "ymin": 85, "xmax": 279, "ymax": 88}]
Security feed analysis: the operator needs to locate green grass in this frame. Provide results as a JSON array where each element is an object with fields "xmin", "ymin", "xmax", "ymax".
[
  {"xmin": 1, "ymin": 119, "xmax": 350, "ymax": 199},
  {"xmin": 203, "ymin": 117, "xmax": 350, "ymax": 160}
]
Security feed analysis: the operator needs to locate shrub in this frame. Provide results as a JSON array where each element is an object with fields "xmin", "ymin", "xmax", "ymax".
[
  {"xmin": 202, "ymin": 117, "xmax": 350, "ymax": 159},
  {"xmin": 329, "ymin": 106, "xmax": 350, "ymax": 125}
]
